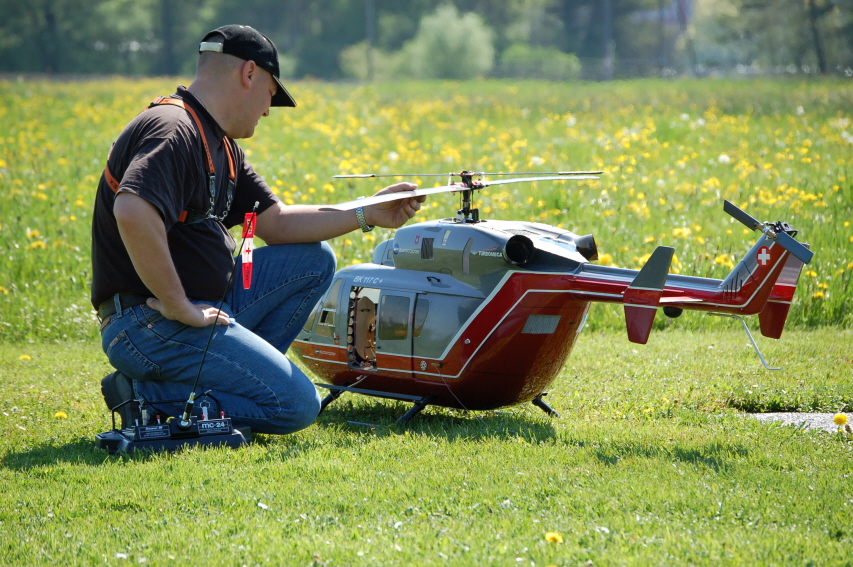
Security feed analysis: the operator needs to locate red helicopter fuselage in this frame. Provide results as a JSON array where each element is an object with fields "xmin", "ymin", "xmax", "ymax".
[{"xmin": 291, "ymin": 211, "xmax": 807, "ymax": 413}]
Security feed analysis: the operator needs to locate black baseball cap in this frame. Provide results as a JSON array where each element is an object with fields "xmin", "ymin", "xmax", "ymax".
[{"xmin": 199, "ymin": 24, "xmax": 296, "ymax": 107}]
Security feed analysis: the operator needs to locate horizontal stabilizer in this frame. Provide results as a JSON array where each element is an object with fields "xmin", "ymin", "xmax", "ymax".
[{"xmin": 623, "ymin": 246, "xmax": 674, "ymax": 344}]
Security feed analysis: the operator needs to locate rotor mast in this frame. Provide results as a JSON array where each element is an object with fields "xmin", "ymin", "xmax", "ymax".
[{"xmin": 457, "ymin": 170, "xmax": 481, "ymax": 223}]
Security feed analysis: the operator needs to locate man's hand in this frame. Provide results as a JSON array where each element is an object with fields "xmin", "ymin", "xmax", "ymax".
[
  {"xmin": 146, "ymin": 297, "xmax": 231, "ymax": 327},
  {"xmin": 363, "ymin": 182, "xmax": 424, "ymax": 229}
]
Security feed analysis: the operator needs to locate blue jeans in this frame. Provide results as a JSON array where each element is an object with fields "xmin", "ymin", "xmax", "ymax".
[{"xmin": 100, "ymin": 242, "xmax": 336, "ymax": 434}]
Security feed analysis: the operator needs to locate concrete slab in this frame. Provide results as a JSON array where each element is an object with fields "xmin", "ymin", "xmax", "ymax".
[{"xmin": 751, "ymin": 412, "xmax": 849, "ymax": 434}]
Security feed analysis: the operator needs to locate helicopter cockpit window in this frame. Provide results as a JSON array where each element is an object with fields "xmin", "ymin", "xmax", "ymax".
[
  {"xmin": 378, "ymin": 295, "xmax": 410, "ymax": 341},
  {"xmin": 420, "ymin": 238, "xmax": 434, "ymax": 260},
  {"xmin": 315, "ymin": 279, "xmax": 342, "ymax": 338}
]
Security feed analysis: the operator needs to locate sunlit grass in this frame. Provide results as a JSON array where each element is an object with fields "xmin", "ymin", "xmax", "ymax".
[
  {"xmin": 1, "ymin": 77, "xmax": 851, "ymax": 340},
  {"xmin": 1, "ymin": 329, "xmax": 851, "ymax": 565}
]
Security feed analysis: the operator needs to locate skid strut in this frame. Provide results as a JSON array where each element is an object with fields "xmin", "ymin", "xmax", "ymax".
[
  {"xmin": 316, "ymin": 383, "xmax": 436, "ymax": 424},
  {"xmin": 532, "ymin": 392, "xmax": 559, "ymax": 417}
]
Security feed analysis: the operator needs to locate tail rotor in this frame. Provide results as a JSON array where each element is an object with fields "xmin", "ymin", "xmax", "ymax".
[{"xmin": 723, "ymin": 200, "xmax": 814, "ymax": 264}]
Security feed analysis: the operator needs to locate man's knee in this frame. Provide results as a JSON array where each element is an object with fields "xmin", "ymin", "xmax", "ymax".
[
  {"xmin": 317, "ymin": 240, "xmax": 336, "ymax": 279},
  {"xmin": 274, "ymin": 386, "xmax": 321, "ymax": 434},
  {"xmin": 292, "ymin": 391, "xmax": 322, "ymax": 432}
]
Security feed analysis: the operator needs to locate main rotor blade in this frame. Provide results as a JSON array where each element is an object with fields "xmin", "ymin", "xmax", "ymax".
[
  {"xmin": 334, "ymin": 173, "xmax": 455, "ymax": 178},
  {"xmin": 775, "ymin": 231, "xmax": 814, "ymax": 264},
  {"xmin": 334, "ymin": 170, "xmax": 604, "ymax": 179},
  {"xmin": 319, "ymin": 185, "xmax": 462, "ymax": 211},
  {"xmin": 723, "ymin": 200, "xmax": 762, "ymax": 231},
  {"xmin": 480, "ymin": 175, "xmax": 599, "ymax": 187},
  {"xmin": 477, "ymin": 170, "xmax": 604, "ymax": 176}
]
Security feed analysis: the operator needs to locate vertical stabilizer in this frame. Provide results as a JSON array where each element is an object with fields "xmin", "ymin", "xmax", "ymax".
[
  {"xmin": 623, "ymin": 246, "xmax": 674, "ymax": 344},
  {"xmin": 759, "ymin": 245, "xmax": 808, "ymax": 339}
]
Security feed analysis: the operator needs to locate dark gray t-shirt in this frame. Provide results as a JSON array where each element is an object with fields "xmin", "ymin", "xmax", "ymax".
[{"xmin": 91, "ymin": 87, "xmax": 278, "ymax": 308}]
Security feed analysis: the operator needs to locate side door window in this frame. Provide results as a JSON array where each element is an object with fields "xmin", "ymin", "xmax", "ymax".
[{"xmin": 375, "ymin": 292, "xmax": 415, "ymax": 368}]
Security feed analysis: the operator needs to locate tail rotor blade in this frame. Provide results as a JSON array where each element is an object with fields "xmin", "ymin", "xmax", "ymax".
[
  {"xmin": 722, "ymin": 201, "xmax": 813, "ymax": 264},
  {"xmin": 775, "ymin": 231, "xmax": 814, "ymax": 264},
  {"xmin": 723, "ymin": 200, "xmax": 762, "ymax": 231}
]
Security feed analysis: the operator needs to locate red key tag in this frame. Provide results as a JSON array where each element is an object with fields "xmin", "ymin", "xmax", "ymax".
[
  {"xmin": 241, "ymin": 213, "xmax": 257, "ymax": 289},
  {"xmin": 242, "ymin": 212, "xmax": 257, "ymax": 238}
]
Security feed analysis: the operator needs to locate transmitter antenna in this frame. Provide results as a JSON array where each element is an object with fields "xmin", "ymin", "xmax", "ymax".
[{"xmin": 176, "ymin": 202, "xmax": 259, "ymax": 429}]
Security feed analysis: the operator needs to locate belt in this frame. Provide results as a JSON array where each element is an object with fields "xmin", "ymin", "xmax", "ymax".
[{"xmin": 97, "ymin": 293, "xmax": 150, "ymax": 329}]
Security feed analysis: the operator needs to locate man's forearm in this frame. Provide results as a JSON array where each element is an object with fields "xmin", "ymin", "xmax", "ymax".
[
  {"xmin": 113, "ymin": 193, "xmax": 189, "ymax": 307},
  {"xmin": 113, "ymin": 193, "xmax": 232, "ymax": 327},
  {"xmin": 256, "ymin": 204, "xmax": 360, "ymax": 245}
]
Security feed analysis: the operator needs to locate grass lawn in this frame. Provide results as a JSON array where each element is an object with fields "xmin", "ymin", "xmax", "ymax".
[
  {"xmin": 1, "ymin": 326, "xmax": 851, "ymax": 566},
  {"xmin": 1, "ymin": 76, "xmax": 850, "ymax": 565}
]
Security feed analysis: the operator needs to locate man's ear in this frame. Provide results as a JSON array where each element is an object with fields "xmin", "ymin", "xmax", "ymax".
[{"xmin": 240, "ymin": 60, "xmax": 257, "ymax": 90}]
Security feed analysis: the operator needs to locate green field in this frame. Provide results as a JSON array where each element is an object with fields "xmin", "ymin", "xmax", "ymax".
[
  {"xmin": 0, "ymin": 78, "xmax": 852, "ymax": 565},
  {"xmin": 1, "ymin": 329, "xmax": 852, "ymax": 565}
]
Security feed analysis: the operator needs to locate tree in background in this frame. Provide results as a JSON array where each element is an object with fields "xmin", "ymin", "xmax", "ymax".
[
  {"xmin": 0, "ymin": 0, "xmax": 158, "ymax": 74},
  {"xmin": 691, "ymin": 0, "xmax": 852, "ymax": 73},
  {"xmin": 398, "ymin": 4, "xmax": 495, "ymax": 79},
  {"xmin": 0, "ymin": 0, "xmax": 848, "ymax": 77}
]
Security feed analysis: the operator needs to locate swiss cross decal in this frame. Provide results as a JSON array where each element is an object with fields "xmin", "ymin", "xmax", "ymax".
[{"xmin": 756, "ymin": 246, "xmax": 771, "ymax": 266}]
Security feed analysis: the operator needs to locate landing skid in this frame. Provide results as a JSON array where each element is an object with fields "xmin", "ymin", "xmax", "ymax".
[
  {"xmin": 316, "ymin": 383, "xmax": 437, "ymax": 425},
  {"xmin": 531, "ymin": 392, "xmax": 559, "ymax": 417}
]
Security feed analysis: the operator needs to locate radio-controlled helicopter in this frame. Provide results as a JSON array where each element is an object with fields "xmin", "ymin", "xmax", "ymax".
[{"xmin": 291, "ymin": 170, "xmax": 813, "ymax": 424}]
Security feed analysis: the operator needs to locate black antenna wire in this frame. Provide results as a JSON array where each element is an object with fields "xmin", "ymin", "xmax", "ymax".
[{"xmin": 177, "ymin": 202, "xmax": 259, "ymax": 428}]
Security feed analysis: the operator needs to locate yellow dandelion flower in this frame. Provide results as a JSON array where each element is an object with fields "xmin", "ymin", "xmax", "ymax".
[
  {"xmin": 343, "ymin": 239, "xmax": 352, "ymax": 246},
  {"xmin": 544, "ymin": 532, "xmax": 563, "ymax": 544},
  {"xmin": 812, "ymin": 291, "xmax": 825, "ymax": 299},
  {"xmin": 834, "ymin": 414, "xmax": 848, "ymax": 426},
  {"xmin": 0, "ymin": 286, "xmax": 8, "ymax": 295},
  {"xmin": 805, "ymin": 270, "xmax": 817, "ymax": 278},
  {"xmin": 54, "ymin": 411, "xmax": 68, "ymax": 419},
  {"xmin": 714, "ymin": 254, "xmax": 734, "ymax": 269},
  {"xmin": 19, "ymin": 354, "xmax": 32, "ymax": 361}
]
